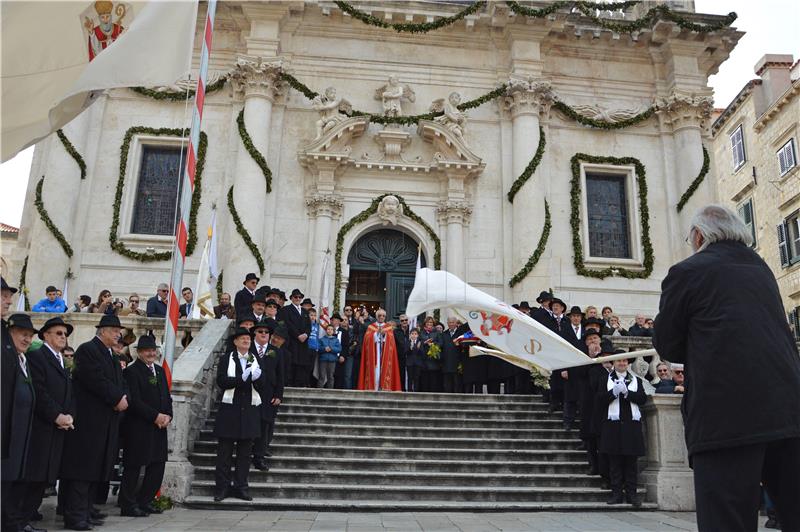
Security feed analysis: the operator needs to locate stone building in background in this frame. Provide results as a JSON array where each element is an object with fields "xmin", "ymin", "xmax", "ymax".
[
  {"xmin": 7, "ymin": 1, "xmax": 741, "ymax": 322},
  {"xmin": 710, "ymin": 54, "xmax": 800, "ymax": 338}
]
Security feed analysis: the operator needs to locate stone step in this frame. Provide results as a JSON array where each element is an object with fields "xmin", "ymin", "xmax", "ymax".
[
  {"xmin": 279, "ymin": 402, "xmax": 555, "ymax": 418},
  {"xmin": 188, "ymin": 480, "xmax": 645, "ymax": 503},
  {"xmin": 183, "ymin": 495, "xmax": 657, "ymax": 512},
  {"xmin": 187, "ymin": 453, "xmax": 591, "ymax": 474},
  {"xmin": 195, "ymin": 431, "xmax": 584, "ymax": 450},
  {"xmin": 281, "ymin": 387, "xmax": 544, "ymax": 403},
  {"xmin": 190, "ymin": 442, "xmax": 587, "ymax": 462},
  {"xmin": 205, "ymin": 413, "xmax": 566, "ymax": 430},
  {"xmin": 211, "ymin": 396, "xmax": 548, "ymax": 413},
  {"xmin": 191, "ymin": 466, "xmax": 603, "ymax": 488}
]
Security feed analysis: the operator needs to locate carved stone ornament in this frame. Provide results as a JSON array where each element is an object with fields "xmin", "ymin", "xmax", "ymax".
[
  {"xmin": 312, "ymin": 86, "xmax": 353, "ymax": 140},
  {"xmin": 430, "ymin": 92, "xmax": 469, "ymax": 142},
  {"xmin": 374, "ymin": 75, "xmax": 416, "ymax": 117},
  {"xmin": 568, "ymin": 103, "xmax": 650, "ymax": 123},
  {"xmin": 436, "ymin": 200, "xmax": 473, "ymax": 225},
  {"xmin": 151, "ymin": 71, "xmax": 226, "ymax": 93},
  {"xmin": 229, "ymin": 57, "xmax": 287, "ymax": 101},
  {"xmin": 305, "ymin": 193, "xmax": 344, "ymax": 219},
  {"xmin": 656, "ymin": 89, "xmax": 714, "ymax": 128},
  {"xmin": 503, "ymin": 77, "xmax": 554, "ymax": 118},
  {"xmin": 376, "ymin": 195, "xmax": 404, "ymax": 226}
]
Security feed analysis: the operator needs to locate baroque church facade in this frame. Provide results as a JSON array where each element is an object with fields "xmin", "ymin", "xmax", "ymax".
[{"xmin": 8, "ymin": 1, "xmax": 741, "ymax": 319}]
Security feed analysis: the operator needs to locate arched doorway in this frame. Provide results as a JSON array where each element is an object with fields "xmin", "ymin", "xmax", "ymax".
[{"xmin": 346, "ymin": 229, "xmax": 426, "ymax": 319}]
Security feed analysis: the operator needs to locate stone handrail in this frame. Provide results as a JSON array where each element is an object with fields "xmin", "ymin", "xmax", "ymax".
[{"xmin": 162, "ymin": 318, "xmax": 232, "ymax": 501}]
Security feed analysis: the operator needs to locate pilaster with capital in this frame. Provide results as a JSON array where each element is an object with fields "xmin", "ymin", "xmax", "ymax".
[
  {"xmin": 437, "ymin": 200, "xmax": 472, "ymax": 280},
  {"xmin": 307, "ymin": 194, "xmax": 343, "ymax": 305},
  {"xmin": 225, "ymin": 57, "xmax": 288, "ymax": 287},
  {"xmin": 504, "ymin": 78, "xmax": 554, "ymax": 298}
]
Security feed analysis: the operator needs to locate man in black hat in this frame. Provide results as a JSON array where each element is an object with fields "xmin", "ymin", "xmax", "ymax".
[
  {"xmin": 1, "ymin": 314, "xmax": 39, "ymax": 532},
  {"xmin": 531, "ymin": 291, "xmax": 554, "ymax": 328},
  {"xmin": 2, "ymin": 277, "xmax": 19, "ymax": 353},
  {"xmin": 558, "ymin": 306, "xmax": 588, "ymax": 431},
  {"xmin": 214, "ymin": 327, "xmax": 265, "ymax": 502},
  {"xmin": 118, "ymin": 335, "xmax": 172, "ymax": 517},
  {"xmin": 250, "ymin": 322, "xmax": 286, "ymax": 470},
  {"xmin": 234, "ymin": 273, "xmax": 260, "ymax": 319},
  {"xmin": 60, "ymin": 315, "xmax": 128, "ymax": 530},
  {"xmin": 280, "ymin": 289, "xmax": 312, "ymax": 387},
  {"xmin": 250, "ymin": 293, "xmax": 268, "ymax": 325},
  {"xmin": 22, "ymin": 317, "xmax": 75, "ymax": 524},
  {"xmin": 517, "ymin": 301, "xmax": 532, "ymax": 316}
]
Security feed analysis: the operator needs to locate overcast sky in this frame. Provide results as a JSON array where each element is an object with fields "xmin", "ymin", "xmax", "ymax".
[{"xmin": 1, "ymin": 0, "xmax": 798, "ymax": 228}]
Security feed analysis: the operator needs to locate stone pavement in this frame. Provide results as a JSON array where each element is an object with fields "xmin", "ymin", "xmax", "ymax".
[{"xmin": 36, "ymin": 499, "xmax": 774, "ymax": 531}]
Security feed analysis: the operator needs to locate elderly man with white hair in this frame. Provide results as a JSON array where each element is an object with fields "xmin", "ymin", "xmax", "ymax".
[{"xmin": 654, "ymin": 204, "xmax": 800, "ymax": 532}]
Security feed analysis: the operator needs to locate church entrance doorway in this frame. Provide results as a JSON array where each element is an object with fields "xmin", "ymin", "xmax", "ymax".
[{"xmin": 345, "ymin": 229, "xmax": 426, "ymax": 319}]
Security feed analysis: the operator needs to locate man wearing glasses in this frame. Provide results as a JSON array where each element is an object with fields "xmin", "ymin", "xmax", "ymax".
[
  {"xmin": 146, "ymin": 284, "xmax": 169, "ymax": 318},
  {"xmin": 119, "ymin": 294, "xmax": 146, "ymax": 317}
]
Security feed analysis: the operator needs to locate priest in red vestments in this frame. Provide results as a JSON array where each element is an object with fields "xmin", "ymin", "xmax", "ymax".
[{"xmin": 357, "ymin": 309, "xmax": 402, "ymax": 391}]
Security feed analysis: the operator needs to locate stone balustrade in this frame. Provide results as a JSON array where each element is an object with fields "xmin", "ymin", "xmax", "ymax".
[
  {"xmin": 26, "ymin": 312, "xmax": 207, "ymax": 359},
  {"xmin": 162, "ymin": 319, "xmax": 232, "ymax": 501},
  {"xmin": 605, "ymin": 335, "xmax": 663, "ymax": 383}
]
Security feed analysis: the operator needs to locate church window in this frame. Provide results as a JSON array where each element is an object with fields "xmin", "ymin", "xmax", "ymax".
[
  {"xmin": 730, "ymin": 125, "xmax": 746, "ymax": 171},
  {"xmin": 585, "ymin": 173, "xmax": 631, "ymax": 259},
  {"xmin": 130, "ymin": 145, "xmax": 186, "ymax": 236}
]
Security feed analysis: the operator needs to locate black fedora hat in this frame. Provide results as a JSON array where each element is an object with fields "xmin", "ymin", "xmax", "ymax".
[
  {"xmin": 518, "ymin": 301, "xmax": 531, "ymax": 310},
  {"xmin": 231, "ymin": 327, "xmax": 253, "ymax": 340},
  {"xmin": 331, "ymin": 312, "xmax": 343, "ymax": 320},
  {"xmin": 95, "ymin": 315, "xmax": 123, "ymax": 329},
  {"xmin": 38, "ymin": 317, "xmax": 74, "ymax": 339},
  {"xmin": 290, "ymin": 288, "xmax": 304, "ymax": 299},
  {"xmin": 550, "ymin": 298, "xmax": 567, "ymax": 311},
  {"xmin": 536, "ymin": 291, "xmax": 553, "ymax": 304},
  {"xmin": 584, "ymin": 329, "xmax": 602, "ymax": 341},
  {"xmin": 252, "ymin": 320, "xmax": 273, "ymax": 333},
  {"xmin": 1, "ymin": 277, "xmax": 18, "ymax": 294},
  {"xmin": 237, "ymin": 313, "xmax": 257, "ymax": 326},
  {"xmin": 265, "ymin": 298, "xmax": 279, "ymax": 308},
  {"xmin": 251, "ymin": 293, "xmax": 267, "ymax": 305},
  {"xmin": 7, "ymin": 313, "xmax": 38, "ymax": 333},
  {"xmin": 567, "ymin": 306, "xmax": 584, "ymax": 317},
  {"xmin": 271, "ymin": 322, "xmax": 289, "ymax": 339},
  {"xmin": 585, "ymin": 317, "xmax": 605, "ymax": 328},
  {"xmin": 254, "ymin": 286, "xmax": 271, "ymax": 298},
  {"xmin": 244, "ymin": 273, "xmax": 260, "ymax": 284},
  {"xmin": 301, "ymin": 298, "xmax": 314, "ymax": 307},
  {"xmin": 134, "ymin": 334, "xmax": 160, "ymax": 350}
]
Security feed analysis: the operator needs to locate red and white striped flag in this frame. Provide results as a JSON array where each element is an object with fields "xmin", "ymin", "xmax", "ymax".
[{"xmin": 319, "ymin": 251, "xmax": 331, "ymax": 329}]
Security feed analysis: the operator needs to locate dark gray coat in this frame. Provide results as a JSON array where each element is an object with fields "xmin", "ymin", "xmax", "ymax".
[
  {"xmin": 121, "ymin": 361, "xmax": 172, "ymax": 467},
  {"xmin": 654, "ymin": 240, "xmax": 800, "ymax": 455}
]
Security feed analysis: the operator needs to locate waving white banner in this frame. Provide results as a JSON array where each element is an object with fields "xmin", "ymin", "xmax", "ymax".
[{"xmin": 406, "ymin": 268, "xmax": 654, "ymax": 372}]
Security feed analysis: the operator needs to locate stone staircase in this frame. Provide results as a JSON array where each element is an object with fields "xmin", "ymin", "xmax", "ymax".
[{"xmin": 183, "ymin": 387, "xmax": 653, "ymax": 511}]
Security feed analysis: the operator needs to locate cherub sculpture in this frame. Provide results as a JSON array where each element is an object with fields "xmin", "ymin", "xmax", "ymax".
[
  {"xmin": 430, "ymin": 92, "xmax": 468, "ymax": 139},
  {"xmin": 312, "ymin": 86, "xmax": 352, "ymax": 139},
  {"xmin": 374, "ymin": 75, "xmax": 416, "ymax": 117}
]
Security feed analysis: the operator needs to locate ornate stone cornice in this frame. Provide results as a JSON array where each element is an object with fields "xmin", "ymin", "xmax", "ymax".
[
  {"xmin": 305, "ymin": 193, "xmax": 344, "ymax": 219},
  {"xmin": 230, "ymin": 56, "xmax": 288, "ymax": 102},
  {"xmin": 656, "ymin": 89, "xmax": 714, "ymax": 130},
  {"xmin": 436, "ymin": 200, "xmax": 473, "ymax": 226},
  {"xmin": 503, "ymin": 77, "xmax": 554, "ymax": 119}
]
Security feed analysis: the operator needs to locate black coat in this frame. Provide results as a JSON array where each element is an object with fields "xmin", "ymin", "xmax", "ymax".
[
  {"xmin": 654, "ymin": 240, "xmax": 800, "ymax": 455},
  {"xmin": 214, "ymin": 352, "xmax": 266, "ymax": 440},
  {"xmin": 26, "ymin": 345, "xmax": 73, "ymax": 482},
  {"xmin": 583, "ymin": 364, "xmax": 611, "ymax": 439},
  {"xmin": 440, "ymin": 325, "xmax": 468, "ymax": 374},
  {"xmin": 61, "ymin": 337, "xmax": 126, "ymax": 481},
  {"xmin": 419, "ymin": 329, "xmax": 441, "ymax": 371},
  {"xmin": 532, "ymin": 307, "xmax": 556, "ymax": 332},
  {"xmin": 233, "ymin": 288, "xmax": 254, "ymax": 319},
  {"xmin": 405, "ymin": 338, "xmax": 426, "ymax": 369},
  {"xmin": 598, "ymin": 372, "xmax": 646, "ymax": 456},
  {"xmin": 250, "ymin": 341, "xmax": 284, "ymax": 420},
  {"xmin": 1, "ymin": 339, "xmax": 35, "ymax": 482},
  {"xmin": 280, "ymin": 304, "xmax": 313, "ymax": 366},
  {"xmin": 146, "ymin": 295, "xmax": 167, "ymax": 318},
  {"xmin": 121, "ymin": 361, "xmax": 172, "ymax": 467}
]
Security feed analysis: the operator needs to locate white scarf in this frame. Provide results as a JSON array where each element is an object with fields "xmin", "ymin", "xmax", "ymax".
[
  {"xmin": 222, "ymin": 352, "xmax": 262, "ymax": 406},
  {"xmin": 607, "ymin": 370, "xmax": 640, "ymax": 421}
]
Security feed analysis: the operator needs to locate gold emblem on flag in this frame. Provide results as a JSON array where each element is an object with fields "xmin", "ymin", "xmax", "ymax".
[{"xmin": 524, "ymin": 338, "xmax": 543, "ymax": 355}]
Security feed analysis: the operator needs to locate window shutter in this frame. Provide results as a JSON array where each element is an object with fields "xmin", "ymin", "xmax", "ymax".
[
  {"xmin": 779, "ymin": 148, "xmax": 788, "ymax": 174},
  {"xmin": 787, "ymin": 139, "xmax": 797, "ymax": 169},
  {"xmin": 778, "ymin": 221, "xmax": 790, "ymax": 267},
  {"xmin": 791, "ymin": 308, "xmax": 800, "ymax": 341}
]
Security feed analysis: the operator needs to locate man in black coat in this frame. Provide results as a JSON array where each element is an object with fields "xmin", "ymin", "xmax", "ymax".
[
  {"xmin": 234, "ymin": 273, "xmax": 259, "ymax": 319},
  {"xmin": 22, "ymin": 317, "xmax": 75, "ymax": 523},
  {"xmin": 280, "ymin": 289, "xmax": 312, "ymax": 387},
  {"xmin": 60, "ymin": 315, "xmax": 128, "ymax": 531},
  {"xmin": 119, "ymin": 335, "xmax": 173, "ymax": 517},
  {"xmin": 440, "ymin": 317, "xmax": 468, "ymax": 393},
  {"xmin": 331, "ymin": 313, "xmax": 351, "ymax": 389},
  {"xmin": 654, "ymin": 205, "xmax": 800, "ymax": 532},
  {"xmin": 558, "ymin": 306, "xmax": 587, "ymax": 431},
  {"xmin": 393, "ymin": 315, "xmax": 410, "ymax": 391},
  {"xmin": 250, "ymin": 322, "xmax": 285, "ymax": 471},
  {"xmin": 1, "ymin": 314, "xmax": 38, "ymax": 532}
]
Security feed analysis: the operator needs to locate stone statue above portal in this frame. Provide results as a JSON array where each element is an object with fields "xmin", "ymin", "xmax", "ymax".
[
  {"xmin": 377, "ymin": 195, "xmax": 404, "ymax": 226},
  {"xmin": 430, "ymin": 92, "xmax": 468, "ymax": 140},
  {"xmin": 374, "ymin": 75, "xmax": 415, "ymax": 117},
  {"xmin": 312, "ymin": 86, "xmax": 352, "ymax": 139}
]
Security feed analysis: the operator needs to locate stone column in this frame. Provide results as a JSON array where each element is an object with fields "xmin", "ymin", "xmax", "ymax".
[
  {"xmin": 504, "ymin": 79, "xmax": 553, "ymax": 299},
  {"xmin": 437, "ymin": 200, "xmax": 472, "ymax": 280},
  {"xmin": 306, "ymin": 193, "xmax": 343, "ymax": 304},
  {"xmin": 226, "ymin": 57, "xmax": 286, "ymax": 286}
]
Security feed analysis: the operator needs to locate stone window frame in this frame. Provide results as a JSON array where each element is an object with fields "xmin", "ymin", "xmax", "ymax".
[
  {"xmin": 778, "ymin": 138, "xmax": 797, "ymax": 177},
  {"xmin": 730, "ymin": 124, "xmax": 747, "ymax": 172},
  {"xmin": 578, "ymin": 161, "xmax": 645, "ymax": 269},
  {"xmin": 118, "ymin": 134, "xmax": 189, "ymax": 250}
]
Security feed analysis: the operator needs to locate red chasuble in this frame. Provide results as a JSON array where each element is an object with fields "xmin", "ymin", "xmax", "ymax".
[{"xmin": 357, "ymin": 322, "xmax": 402, "ymax": 391}]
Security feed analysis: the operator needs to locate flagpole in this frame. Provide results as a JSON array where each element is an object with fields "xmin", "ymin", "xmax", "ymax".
[{"xmin": 163, "ymin": 0, "xmax": 218, "ymax": 386}]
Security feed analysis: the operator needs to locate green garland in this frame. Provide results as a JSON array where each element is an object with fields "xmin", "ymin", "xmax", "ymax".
[
  {"xmin": 569, "ymin": 153, "xmax": 653, "ymax": 279},
  {"xmin": 333, "ymin": 194, "xmax": 441, "ymax": 311},
  {"xmin": 227, "ymin": 186, "xmax": 265, "ymax": 274},
  {"xmin": 553, "ymin": 100, "xmax": 656, "ymax": 130},
  {"xmin": 56, "ymin": 130, "xmax": 86, "ymax": 180},
  {"xmin": 34, "ymin": 176, "xmax": 73, "ymax": 258},
  {"xmin": 334, "ymin": 0, "xmax": 486, "ymax": 33},
  {"xmin": 676, "ymin": 145, "xmax": 710, "ymax": 213},
  {"xmin": 509, "ymin": 199, "xmax": 551, "ymax": 287},
  {"xmin": 111, "ymin": 127, "xmax": 207, "ymax": 262},
  {"xmin": 18, "ymin": 255, "xmax": 30, "ymax": 312},
  {"xmin": 280, "ymin": 72, "xmax": 319, "ymax": 100},
  {"xmin": 129, "ymin": 77, "xmax": 227, "ymax": 102},
  {"xmin": 236, "ymin": 109, "xmax": 272, "ymax": 193},
  {"xmin": 507, "ymin": 1, "xmax": 736, "ymax": 34},
  {"xmin": 508, "ymin": 126, "xmax": 546, "ymax": 203},
  {"xmin": 215, "ymin": 270, "xmax": 224, "ymax": 303}
]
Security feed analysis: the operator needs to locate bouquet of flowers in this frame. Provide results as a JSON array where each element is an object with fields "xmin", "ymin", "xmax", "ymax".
[
  {"xmin": 530, "ymin": 367, "xmax": 550, "ymax": 390},
  {"xmin": 426, "ymin": 343, "xmax": 441, "ymax": 360}
]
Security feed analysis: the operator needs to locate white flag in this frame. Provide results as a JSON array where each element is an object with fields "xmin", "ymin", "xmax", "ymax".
[
  {"xmin": 193, "ymin": 238, "xmax": 213, "ymax": 320},
  {"xmin": 62, "ymin": 276, "xmax": 70, "ymax": 310},
  {"xmin": 15, "ymin": 292, "xmax": 26, "ymax": 313},
  {"xmin": 406, "ymin": 268, "xmax": 653, "ymax": 372},
  {"xmin": 1, "ymin": 0, "xmax": 198, "ymax": 162},
  {"xmin": 208, "ymin": 207, "xmax": 220, "ymax": 281}
]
